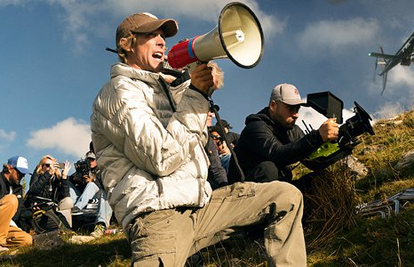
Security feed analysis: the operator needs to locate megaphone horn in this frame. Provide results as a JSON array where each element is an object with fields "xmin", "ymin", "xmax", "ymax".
[{"xmin": 167, "ymin": 2, "xmax": 264, "ymax": 70}]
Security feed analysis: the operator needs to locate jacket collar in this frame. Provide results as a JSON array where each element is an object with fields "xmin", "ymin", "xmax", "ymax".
[
  {"xmin": 246, "ymin": 107, "xmax": 289, "ymax": 133},
  {"xmin": 110, "ymin": 63, "xmax": 162, "ymax": 87}
]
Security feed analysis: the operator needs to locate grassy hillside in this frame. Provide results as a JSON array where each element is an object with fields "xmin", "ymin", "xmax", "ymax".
[
  {"xmin": 305, "ymin": 109, "xmax": 414, "ymax": 266},
  {"xmin": 2, "ymin": 111, "xmax": 414, "ymax": 266}
]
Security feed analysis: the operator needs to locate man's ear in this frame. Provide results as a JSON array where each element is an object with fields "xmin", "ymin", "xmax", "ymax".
[
  {"xmin": 2, "ymin": 164, "xmax": 11, "ymax": 173},
  {"xmin": 119, "ymin": 37, "xmax": 132, "ymax": 52},
  {"xmin": 269, "ymin": 100, "xmax": 277, "ymax": 113}
]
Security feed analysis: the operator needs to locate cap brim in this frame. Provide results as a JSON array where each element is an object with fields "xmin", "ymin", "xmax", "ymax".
[
  {"xmin": 16, "ymin": 167, "xmax": 30, "ymax": 175},
  {"xmin": 281, "ymin": 99, "xmax": 308, "ymax": 106},
  {"xmin": 132, "ymin": 19, "xmax": 178, "ymax": 37}
]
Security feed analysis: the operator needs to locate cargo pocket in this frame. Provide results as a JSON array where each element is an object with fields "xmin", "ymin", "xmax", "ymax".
[{"xmin": 128, "ymin": 211, "xmax": 178, "ymax": 265}]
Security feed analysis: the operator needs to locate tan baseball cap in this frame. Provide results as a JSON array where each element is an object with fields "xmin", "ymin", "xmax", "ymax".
[
  {"xmin": 270, "ymin": 83, "xmax": 307, "ymax": 106},
  {"xmin": 116, "ymin": 12, "xmax": 178, "ymax": 45}
]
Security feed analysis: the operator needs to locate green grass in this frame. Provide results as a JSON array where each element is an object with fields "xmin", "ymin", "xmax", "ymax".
[
  {"xmin": 2, "ymin": 110, "xmax": 414, "ymax": 266},
  {"xmin": 0, "ymin": 232, "xmax": 130, "ymax": 267}
]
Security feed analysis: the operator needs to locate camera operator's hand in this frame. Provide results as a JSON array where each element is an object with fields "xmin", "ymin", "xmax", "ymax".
[
  {"xmin": 318, "ymin": 118, "xmax": 339, "ymax": 142},
  {"xmin": 83, "ymin": 175, "xmax": 92, "ymax": 184},
  {"xmin": 61, "ymin": 160, "xmax": 71, "ymax": 180}
]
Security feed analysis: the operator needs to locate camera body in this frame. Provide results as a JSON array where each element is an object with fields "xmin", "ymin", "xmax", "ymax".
[
  {"xmin": 74, "ymin": 159, "xmax": 90, "ymax": 177},
  {"xmin": 305, "ymin": 93, "xmax": 375, "ymax": 170}
]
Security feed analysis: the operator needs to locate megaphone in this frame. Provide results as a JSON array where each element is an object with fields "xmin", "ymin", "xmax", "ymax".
[{"xmin": 167, "ymin": 2, "xmax": 264, "ymax": 70}]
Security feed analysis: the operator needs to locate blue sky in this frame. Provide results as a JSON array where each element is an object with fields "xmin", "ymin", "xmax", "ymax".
[{"xmin": 1, "ymin": 0, "xmax": 414, "ymax": 183}]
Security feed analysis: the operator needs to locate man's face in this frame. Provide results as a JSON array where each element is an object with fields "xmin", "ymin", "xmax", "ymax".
[
  {"xmin": 269, "ymin": 100, "xmax": 300, "ymax": 129},
  {"xmin": 128, "ymin": 29, "xmax": 167, "ymax": 73},
  {"xmin": 210, "ymin": 131, "xmax": 222, "ymax": 146},
  {"xmin": 8, "ymin": 166, "xmax": 24, "ymax": 185},
  {"xmin": 88, "ymin": 158, "xmax": 97, "ymax": 169}
]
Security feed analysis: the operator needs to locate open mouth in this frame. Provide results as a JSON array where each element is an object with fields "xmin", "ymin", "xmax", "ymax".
[{"xmin": 153, "ymin": 52, "xmax": 163, "ymax": 60}]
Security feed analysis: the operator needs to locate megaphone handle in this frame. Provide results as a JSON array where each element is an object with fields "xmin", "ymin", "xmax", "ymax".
[
  {"xmin": 209, "ymin": 100, "xmax": 246, "ymax": 182},
  {"xmin": 187, "ymin": 61, "xmax": 215, "ymax": 97}
]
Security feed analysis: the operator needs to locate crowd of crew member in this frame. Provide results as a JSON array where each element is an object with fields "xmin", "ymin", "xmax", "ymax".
[
  {"xmin": 0, "ymin": 118, "xmax": 237, "ymax": 253},
  {"xmin": 1, "ymin": 9, "xmax": 343, "ymax": 267},
  {"xmin": 0, "ymin": 148, "xmax": 114, "ymax": 253}
]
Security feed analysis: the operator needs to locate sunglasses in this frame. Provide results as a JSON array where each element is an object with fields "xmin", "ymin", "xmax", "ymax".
[
  {"xmin": 211, "ymin": 134, "xmax": 221, "ymax": 140},
  {"xmin": 13, "ymin": 168, "xmax": 25, "ymax": 177},
  {"xmin": 43, "ymin": 163, "xmax": 52, "ymax": 168}
]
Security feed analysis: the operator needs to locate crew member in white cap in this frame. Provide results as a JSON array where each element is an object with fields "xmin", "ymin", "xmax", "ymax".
[
  {"xmin": 228, "ymin": 83, "xmax": 339, "ymax": 191},
  {"xmin": 91, "ymin": 11, "xmax": 306, "ymax": 266},
  {"xmin": 0, "ymin": 156, "xmax": 33, "ymax": 252}
]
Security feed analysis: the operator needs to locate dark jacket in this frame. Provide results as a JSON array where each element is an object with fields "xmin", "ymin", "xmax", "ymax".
[
  {"xmin": 205, "ymin": 136, "xmax": 228, "ymax": 189},
  {"xmin": 0, "ymin": 172, "xmax": 24, "ymax": 223},
  {"xmin": 225, "ymin": 131, "xmax": 240, "ymax": 148},
  {"xmin": 27, "ymin": 172, "xmax": 70, "ymax": 203},
  {"xmin": 228, "ymin": 107, "xmax": 324, "ymax": 183}
]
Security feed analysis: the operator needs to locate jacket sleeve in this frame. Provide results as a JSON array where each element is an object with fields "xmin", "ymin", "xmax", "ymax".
[
  {"xmin": 205, "ymin": 137, "xmax": 228, "ymax": 189},
  {"xmin": 243, "ymin": 121, "xmax": 324, "ymax": 166},
  {"xmin": 92, "ymin": 77, "xmax": 210, "ymax": 177},
  {"xmin": 28, "ymin": 173, "xmax": 51, "ymax": 197},
  {"xmin": 60, "ymin": 179, "xmax": 70, "ymax": 198}
]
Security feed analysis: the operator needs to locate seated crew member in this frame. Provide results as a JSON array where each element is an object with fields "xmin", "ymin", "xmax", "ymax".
[
  {"xmin": 228, "ymin": 83, "xmax": 339, "ymax": 192},
  {"xmin": 69, "ymin": 151, "xmax": 113, "ymax": 238},
  {"xmin": 0, "ymin": 156, "xmax": 33, "ymax": 252}
]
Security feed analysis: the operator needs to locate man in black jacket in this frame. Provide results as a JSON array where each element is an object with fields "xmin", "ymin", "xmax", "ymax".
[
  {"xmin": 215, "ymin": 119, "xmax": 240, "ymax": 148},
  {"xmin": 0, "ymin": 156, "xmax": 32, "ymax": 252},
  {"xmin": 228, "ymin": 83, "xmax": 339, "ymax": 191}
]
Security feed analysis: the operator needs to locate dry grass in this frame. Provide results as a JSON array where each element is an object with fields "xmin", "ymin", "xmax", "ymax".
[
  {"xmin": 302, "ymin": 164, "xmax": 359, "ymax": 251},
  {"xmin": 2, "ymin": 110, "xmax": 414, "ymax": 266}
]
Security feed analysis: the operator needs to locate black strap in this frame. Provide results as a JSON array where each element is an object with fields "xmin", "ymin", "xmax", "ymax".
[{"xmin": 209, "ymin": 99, "xmax": 245, "ymax": 182}]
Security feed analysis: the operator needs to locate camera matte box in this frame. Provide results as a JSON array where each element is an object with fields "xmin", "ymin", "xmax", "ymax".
[{"xmin": 307, "ymin": 91, "xmax": 343, "ymax": 124}]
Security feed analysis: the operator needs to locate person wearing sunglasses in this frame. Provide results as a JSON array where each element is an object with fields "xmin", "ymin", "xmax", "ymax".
[
  {"xmin": 26, "ymin": 155, "xmax": 73, "ymax": 229},
  {"xmin": 209, "ymin": 126, "xmax": 232, "ymax": 173},
  {"xmin": 0, "ymin": 156, "xmax": 32, "ymax": 252}
]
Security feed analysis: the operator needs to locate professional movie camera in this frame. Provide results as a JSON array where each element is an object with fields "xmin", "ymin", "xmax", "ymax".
[
  {"xmin": 74, "ymin": 159, "xmax": 90, "ymax": 177},
  {"xmin": 303, "ymin": 91, "xmax": 375, "ymax": 170},
  {"xmin": 69, "ymin": 159, "xmax": 90, "ymax": 189}
]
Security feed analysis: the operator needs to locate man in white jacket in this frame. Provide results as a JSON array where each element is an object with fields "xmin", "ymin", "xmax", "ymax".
[{"xmin": 90, "ymin": 12, "xmax": 307, "ymax": 267}]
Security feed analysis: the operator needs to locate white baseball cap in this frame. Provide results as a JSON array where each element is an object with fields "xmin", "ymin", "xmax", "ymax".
[
  {"xmin": 270, "ymin": 83, "xmax": 307, "ymax": 106},
  {"xmin": 7, "ymin": 156, "xmax": 30, "ymax": 174}
]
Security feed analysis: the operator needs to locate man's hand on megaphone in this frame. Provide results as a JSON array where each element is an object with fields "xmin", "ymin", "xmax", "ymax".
[
  {"xmin": 190, "ymin": 63, "xmax": 216, "ymax": 96},
  {"xmin": 191, "ymin": 63, "xmax": 214, "ymax": 91}
]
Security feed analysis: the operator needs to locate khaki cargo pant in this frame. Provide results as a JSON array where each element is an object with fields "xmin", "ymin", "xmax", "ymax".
[
  {"xmin": 126, "ymin": 181, "xmax": 306, "ymax": 267},
  {"xmin": 0, "ymin": 194, "xmax": 33, "ymax": 248}
]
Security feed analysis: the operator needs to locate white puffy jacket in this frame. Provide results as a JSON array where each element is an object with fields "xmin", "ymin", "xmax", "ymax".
[{"xmin": 90, "ymin": 63, "xmax": 212, "ymax": 228}]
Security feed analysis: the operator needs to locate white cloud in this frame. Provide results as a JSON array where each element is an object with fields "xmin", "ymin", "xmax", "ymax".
[
  {"xmin": 373, "ymin": 102, "xmax": 405, "ymax": 120},
  {"xmin": 299, "ymin": 107, "xmax": 328, "ymax": 132},
  {"xmin": 297, "ymin": 18, "xmax": 379, "ymax": 54},
  {"xmin": 366, "ymin": 65, "xmax": 414, "ymax": 116},
  {"xmin": 23, "ymin": 0, "xmax": 281, "ymax": 52},
  {"xmin": 0, "ymin": 129, "xmax": 16, "ymax": 141},
  {"xmin": 0, "ymin": 129, "xmax": 16, "ymax": 153},
  {"xmin": 299, "ymin": 105, "xmax": 367, "ymax": 132},
  {"xmin": 0, "ymin": 0, "xmax": 24, "ymax": 7},
  {"xmin": 26, "ymin": 118, "xmax": 91, "ymax": 158},
  {"xmin": 388, "ymin": 65, "xmax": 414, "ymax": 88}
]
